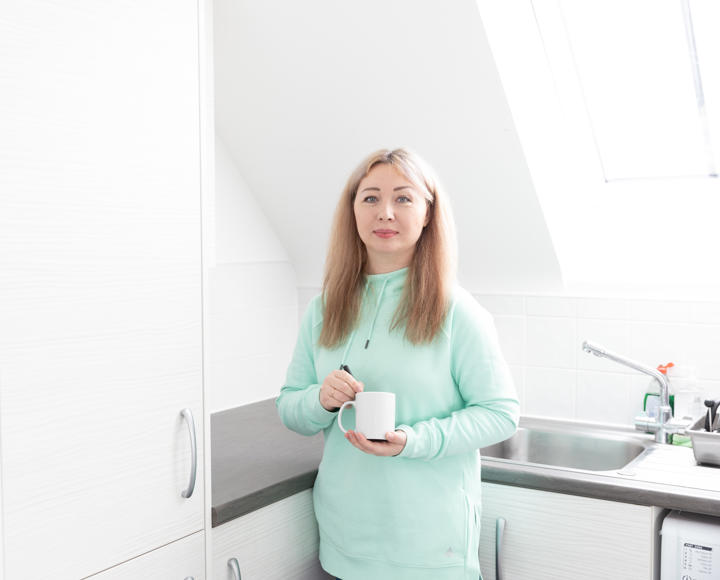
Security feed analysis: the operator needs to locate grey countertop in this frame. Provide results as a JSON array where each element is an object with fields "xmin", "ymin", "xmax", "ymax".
[
  {"xmin": 211, "ymin": 400, "xmax": 720, "ymax": 527},
  {"xmin": 482, "ymin": 448, "xmax": 720, "ymax": 518},
  {"xmin": 211, "ymin": 398, "xmax": 324, "ymax": 527}
]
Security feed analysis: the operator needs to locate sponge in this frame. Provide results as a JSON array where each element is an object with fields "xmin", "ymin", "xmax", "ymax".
[{"xmin": 671, "ymin": 434, "xmax": 692, "ymax": 447}]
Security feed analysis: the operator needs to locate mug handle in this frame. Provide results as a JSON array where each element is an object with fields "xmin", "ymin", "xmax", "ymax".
[{"xmin": 337, "ymin": 401, "xmax": 356, "ymax": 433}]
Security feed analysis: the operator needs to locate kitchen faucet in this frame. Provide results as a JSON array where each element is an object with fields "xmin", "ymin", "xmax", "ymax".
[{"xmin": 582, "ymin": 340, "xmax": 687, "ymax": 444}]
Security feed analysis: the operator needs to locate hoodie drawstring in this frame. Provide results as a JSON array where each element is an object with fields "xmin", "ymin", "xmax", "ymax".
[
  {"xmin": 364, "ymin": 277, "xmax": 389, "ymax": 349},
  {"xmin": 339, "ymin": 275, "xmax": 391, "ymax": 365}
]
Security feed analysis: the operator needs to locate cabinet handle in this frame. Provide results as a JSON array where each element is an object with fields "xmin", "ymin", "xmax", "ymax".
[
  {"xmin": 228, "ymin": 558, "xmax": 242, "ymax": 579},
  {"xmin": 495, "ymin": 517, "xmax": 506, "ymax": 580},
  {"xmin": 180, "ymin": 408, "xmax": 197, "ymax": 498}
]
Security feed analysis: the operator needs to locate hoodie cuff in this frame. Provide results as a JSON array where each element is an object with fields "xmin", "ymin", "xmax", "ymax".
[
  {"xmin": 395, "ymin": 424, "xmax": 419, "ymax": 459},
  {"xmin": 305, "ymin": 384, "xmax": 339, "ymax": 428}
]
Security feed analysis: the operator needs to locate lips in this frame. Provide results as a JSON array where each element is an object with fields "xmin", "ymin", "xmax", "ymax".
[{"xmin": 373, "ymin": 229, "xmax": 398, "ymax": 238}]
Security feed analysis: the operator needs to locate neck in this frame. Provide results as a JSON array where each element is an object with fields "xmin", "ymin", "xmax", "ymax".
[{"xmin": 365, "ymin": 250, "xmax": 413, "ymax": 275}]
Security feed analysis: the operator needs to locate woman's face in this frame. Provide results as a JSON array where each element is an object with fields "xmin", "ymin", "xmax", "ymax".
[{"xmin": 354, "ymin": 163, "xmax": 430, "ymax": 273}]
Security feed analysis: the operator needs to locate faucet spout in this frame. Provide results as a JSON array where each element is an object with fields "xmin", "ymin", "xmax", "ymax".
[
  {"xmin": 581, "ymin": 340, "xmax": 681, "ymax": 443},
  {"xmin": 581, "ymin": 341, "xmax": 669, "ymax": 395}
]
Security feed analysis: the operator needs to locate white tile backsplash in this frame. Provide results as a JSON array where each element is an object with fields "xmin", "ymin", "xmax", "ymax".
[
  {"xmin": 687, "ymin": 324, "xmax": 720, "ymax": 379},
  {"xmin": 690, "ymin": 301, "xmax": 720, "ymax": 325},
  {"xmin": 524, "ymin": 367, "xmax": 576, "ymax": 418},
  {"xmin": 526, "ymin": 316, "xmax": 576, "ymax": 369},
  {"xmin": 629, "ymin": 322, "xmax": 690, "ymax": 366},
  {"xmin": 629, "ymin": 299, "xmax": 691, "ymax": 323},
  {"xmin": 475, "ymin": 292, "xmax": 720, "ymax": 426},
  {"xmin": 577, "ymin": 318, "xmax": 631, "ymax": 372},
  {"xmin": 526, "ymin": 296, "xmax": 577, "ymax": 318},
  {"xmin": 576, "ymin": 371, "xmax": 633, "ymax": 425},
  {"xmin": 494, "ymin": 315, "xmax": 525, "ymax": 365},
  {"xmin": 702, "ymin": 380, "xmax": 720, "ymax": 399},
  {"xmin": 577, "ymin": 297, "xmax": 631, "ymax": 320}
]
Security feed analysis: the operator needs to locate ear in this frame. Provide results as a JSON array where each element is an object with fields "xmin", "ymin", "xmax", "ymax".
[{"xmin": 423, "ymin": 203, "xmax": 432, "ymax": 227}]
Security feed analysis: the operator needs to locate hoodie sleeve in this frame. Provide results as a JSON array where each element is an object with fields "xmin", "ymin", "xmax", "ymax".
[
  {"xmin": 396, "ymin": 291, "xmax": 519, "ymax": 460},
  {"xmin": 276, "ymin": 296, "xmax": 338, "ymax": 436}
]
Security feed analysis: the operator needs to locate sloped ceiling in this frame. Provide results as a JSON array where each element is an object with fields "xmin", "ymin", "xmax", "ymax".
[{"xmin": 214, "ymin": 0, "xmax": 562, "ymax": 292}]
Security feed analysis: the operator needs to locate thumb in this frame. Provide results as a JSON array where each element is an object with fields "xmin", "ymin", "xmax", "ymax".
[{"xmin": 386, "ymin": 430, "xmax": 403, "ymax": 443}]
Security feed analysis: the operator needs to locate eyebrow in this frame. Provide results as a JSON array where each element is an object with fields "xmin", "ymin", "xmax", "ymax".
[{"xmin": 359, "ymin": 185, "xmax": 414, "ymax": 193}]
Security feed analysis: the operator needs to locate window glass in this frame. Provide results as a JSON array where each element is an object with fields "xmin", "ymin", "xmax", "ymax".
[{"xmin": 556, "ymin": 0, "xmax": 714, "ymax": 180}]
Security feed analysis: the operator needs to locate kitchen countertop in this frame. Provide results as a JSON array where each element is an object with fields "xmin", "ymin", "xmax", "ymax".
[
  {"xmin": 212, "ymin": 399, "xmax": 720, "ymax": 527},
  {"xmin": 482, "ymin": 438, "xmax": 720, "ymax": 518},
  {"xmin": 211, "ymin": 398, "xmax": 324, "ymax": 527}
]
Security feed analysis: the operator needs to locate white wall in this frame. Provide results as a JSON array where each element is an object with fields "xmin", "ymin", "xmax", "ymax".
[
  {"xmin": 214, "ymin": 0, "xmax": 563, "ymax": 294},
  {"xmin": 206, "ymin": 138, "xmax": 298, "ymax": 412}
]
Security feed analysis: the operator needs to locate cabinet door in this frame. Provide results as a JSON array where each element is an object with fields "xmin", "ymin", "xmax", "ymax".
[
  {"xmin": 88, "ymin": 531, "xmax": 205, "ymax": 580},
  {"xmin": 479, "ymin": 483, "xmax": 657, "ymax": 580},
  {"xmin": 0, "ymin": 1, "xmax": 203, "ymax": 579},
  {"xmin": 212, "ymin": 490, "xmax": 332, "ymax": 580}
]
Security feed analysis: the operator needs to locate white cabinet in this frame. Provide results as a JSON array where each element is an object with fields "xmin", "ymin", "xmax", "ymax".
[
  {"xmin": 0, "ymin": 1, "xmax": 206, "ymax": 578},
  {"xmin": 212, "ymin": 490, "xmax": 332, "ymax": 580},
  {"xmin": 479, "ymin": 482, "xmax": 661, "ymax": 580},
  {"xmin": 88, "ymin": 531, "xmax": 205, "ymax": 580}
]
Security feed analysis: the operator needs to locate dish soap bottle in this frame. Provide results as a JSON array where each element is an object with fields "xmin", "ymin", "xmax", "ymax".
[{"xmin": 643, "ymin": 362, "xmax": 675, "ymax": 423}]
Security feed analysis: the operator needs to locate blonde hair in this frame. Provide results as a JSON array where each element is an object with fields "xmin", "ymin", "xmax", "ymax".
[{"xmin": 319, "ymin": 148, "xmax": 457, "ymax": 348}]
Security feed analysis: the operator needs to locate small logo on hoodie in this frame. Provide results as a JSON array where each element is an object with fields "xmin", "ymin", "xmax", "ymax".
[{"xmin": 445, "ymin": 546, "xmax": 455, "ymax": 557}]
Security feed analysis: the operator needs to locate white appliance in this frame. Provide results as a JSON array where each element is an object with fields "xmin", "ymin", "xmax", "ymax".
[{"xmin": 661, "ymin": 511, "xmax": 720, "ymax": 580}]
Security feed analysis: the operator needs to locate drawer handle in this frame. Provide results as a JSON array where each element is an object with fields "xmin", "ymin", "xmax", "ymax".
[
  {"xmin": 228, "ymin": 557, "xmax": 242, "ymax": 580},
  {"xmin": 496, "ymin": 517, "xmax": 506, "ymax": 580},
  {"xmin": 180, "ymin": 408, "xmax": 197, "ymax": 498}
]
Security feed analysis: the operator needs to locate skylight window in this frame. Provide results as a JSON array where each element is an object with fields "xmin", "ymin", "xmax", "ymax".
[
  {"xmin": 536, "ymin": 0, "xmax": 719, "ymax": 181},
  {"xmin": 477, "ymin": 0, "xmax": 720, "ymax": 297}
]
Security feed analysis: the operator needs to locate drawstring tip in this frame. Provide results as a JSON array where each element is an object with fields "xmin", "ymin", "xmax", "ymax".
[{"xmin": 364, "ymin": 339, "xmax": 370, "ymax": 349}]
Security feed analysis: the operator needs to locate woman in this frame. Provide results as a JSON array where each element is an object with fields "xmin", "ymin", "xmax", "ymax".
[{"xmin": 277, "ymin": 148, "xmax": 519, "ymax": 580}]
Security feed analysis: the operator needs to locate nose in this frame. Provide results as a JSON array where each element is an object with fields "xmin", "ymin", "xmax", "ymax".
[{"xmin": 378, "ymin": 200, "xmax": 394, "ymax": 221}]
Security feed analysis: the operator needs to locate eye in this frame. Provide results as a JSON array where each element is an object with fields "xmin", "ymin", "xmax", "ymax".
[
  {"xmin": 396, "ymin": 195, "xmax": 412, "ymax": 203},
  {"xmin": 362, "ymin": 195, "xmax": 378, "ymax": 203}
]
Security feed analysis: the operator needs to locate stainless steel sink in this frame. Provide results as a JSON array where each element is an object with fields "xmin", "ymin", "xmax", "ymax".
[{"xmin": 481, "ymin": 418, "xmax": 655, "ymax": 472}]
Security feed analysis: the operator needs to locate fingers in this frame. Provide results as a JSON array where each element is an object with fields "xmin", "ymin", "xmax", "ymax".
[
  {"xmin": 335, "ymin": 369, "xmax": 363, "ymax": 397},
  {"xmin": 344, "ymin": 430, "xmax": 406, "ymax": 457},
  {"xmin": 320, "ymin": 370, "xmax": 364, "ymax": 411},
  {"xmin": 319, "ymin": 385, "xmax": 340, "ymax": 411}
]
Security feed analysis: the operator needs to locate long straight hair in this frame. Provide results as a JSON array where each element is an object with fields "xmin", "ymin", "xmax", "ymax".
[{"xmin": 319, "ymin": 148, "xmax": 457, "ymax": 348}]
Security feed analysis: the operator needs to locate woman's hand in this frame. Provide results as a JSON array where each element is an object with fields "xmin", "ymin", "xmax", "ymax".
[
  {"xmin": 345, "ymin": 429, "xmax": 407, "ymax": 456},
  {"xmin": 319, "ymin": 368, "xmax": 364, "ymax": 411}
]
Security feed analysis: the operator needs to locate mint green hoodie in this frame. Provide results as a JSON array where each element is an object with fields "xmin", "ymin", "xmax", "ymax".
[{"xmin": 277, "ymin": 268, "xmax": 519, "ymax": 580}]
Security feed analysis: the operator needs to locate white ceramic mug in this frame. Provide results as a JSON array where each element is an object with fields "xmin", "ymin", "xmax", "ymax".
[{"xmin": 337, "ymin": 391, "xmax": 396, "ymax": 441}]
